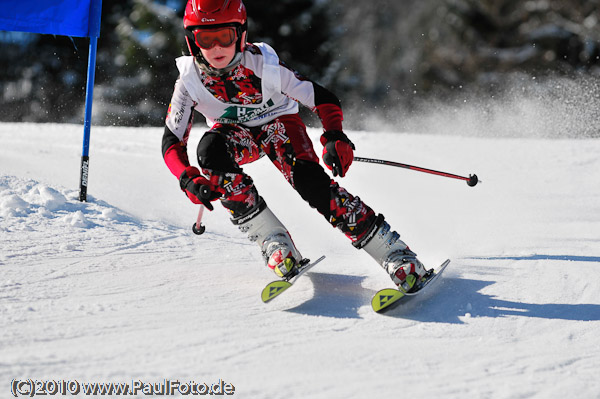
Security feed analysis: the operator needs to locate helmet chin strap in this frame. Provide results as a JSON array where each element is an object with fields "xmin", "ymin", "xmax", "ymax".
[{"xmin": 195, "ymin": 51, "xmax": 243, "ymax": 76}]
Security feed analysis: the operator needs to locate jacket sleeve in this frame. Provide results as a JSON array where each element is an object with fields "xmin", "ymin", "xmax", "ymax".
[
  {"xmin": 162, "ymin": 78, "xmax": 196, "ymax": 179},
  {"xmin": 278, "ymin": 62, "xmax": 343, "ymax": 132}
]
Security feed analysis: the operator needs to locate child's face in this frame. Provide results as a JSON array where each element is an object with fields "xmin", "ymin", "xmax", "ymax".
[{"xmin": 200, "ymin": 44, "xmax": 236, "ymax": 69}]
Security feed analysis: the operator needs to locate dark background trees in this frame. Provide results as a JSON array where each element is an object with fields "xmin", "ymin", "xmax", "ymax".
[{"xmin": 1, "ymin": 0, "xmax": 599, "ymax": 134}]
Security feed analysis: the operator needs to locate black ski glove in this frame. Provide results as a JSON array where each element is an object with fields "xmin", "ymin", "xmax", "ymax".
[{"xmin": 179, "ymin": 166, "xmax": 220, "ymax": 210}]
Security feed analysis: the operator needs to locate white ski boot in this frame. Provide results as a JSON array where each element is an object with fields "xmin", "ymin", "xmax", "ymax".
[
  {"xmin": 358, "ymin": 216, "xmax": 428, "ymax": 292},
  {"xmin": 232, "ymin": 199, "xmax": 302, "ymax": 278}
]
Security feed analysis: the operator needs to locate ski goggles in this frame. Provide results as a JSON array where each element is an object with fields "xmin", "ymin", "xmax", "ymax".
[{"xmin": 191, "ymin": 26, "xmax": 238, "ymax": 49}]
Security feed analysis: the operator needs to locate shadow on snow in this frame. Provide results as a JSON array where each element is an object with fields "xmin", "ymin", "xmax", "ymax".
[
  {"xmin": 284, "ymin": 273, "xmax": 600, "ymax": 323},
  {"xmin": 383, "ymin": 277, "xmax": 600, "ymax": 323},
  {"xmin": 469, "ymin": 254, "xmax": 600, "ymax": 263},
  {"xmin": 285, "ymin": 273, "xmax": 374, "ymax": 319}
]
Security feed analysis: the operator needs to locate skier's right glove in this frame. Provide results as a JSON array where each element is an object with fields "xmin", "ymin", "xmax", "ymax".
[{"xmin": 179, "ymin": 166, "xmax": 221, "ymax": 210}]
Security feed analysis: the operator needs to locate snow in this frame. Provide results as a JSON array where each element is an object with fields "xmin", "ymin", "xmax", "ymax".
[{"xmin": 1, "ymin": 122, "xmax": 600, "ymax": 398}]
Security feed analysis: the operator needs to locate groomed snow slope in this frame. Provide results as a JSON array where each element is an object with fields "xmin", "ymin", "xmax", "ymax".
[{"xmin": 1, "ymin": 122, "xmax": 599, "ymax": 398}]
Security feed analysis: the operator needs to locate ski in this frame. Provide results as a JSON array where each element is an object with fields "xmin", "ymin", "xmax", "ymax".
[
  {"xmin": 261, "ymin": 255, "xmax": 326, "ymax": 303},
  {"xmin": 371, "ymin": 259, "xmax": 451, "ymax": 313}
]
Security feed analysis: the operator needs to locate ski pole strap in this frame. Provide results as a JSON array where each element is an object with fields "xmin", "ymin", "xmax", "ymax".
[{"xmin": 354, "ymin": 156, "xmax": 480, "ymax": 186}]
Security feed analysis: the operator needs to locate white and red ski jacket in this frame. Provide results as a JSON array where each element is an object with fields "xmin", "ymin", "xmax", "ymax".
[{"xmin": 162, "ymin": 42, "xmax": 343, "ymax": 179}]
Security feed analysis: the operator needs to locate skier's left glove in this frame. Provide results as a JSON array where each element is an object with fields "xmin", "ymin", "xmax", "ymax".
[
  {"xmin": 320, "ymin": 130, "xmax": 355, "ymax": 178},
  {"xmin": 179, "ymin": 166, "xmax": 221, "ymax": 210}
]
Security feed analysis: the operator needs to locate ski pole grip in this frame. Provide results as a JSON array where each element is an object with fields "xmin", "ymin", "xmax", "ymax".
[{"xmin": 199, "ymin": 185, "xmax": 211, "ymax": 200}]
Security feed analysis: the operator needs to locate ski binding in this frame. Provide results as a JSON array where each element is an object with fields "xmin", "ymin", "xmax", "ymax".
[
  {"xmin": 371, "ymin": 259, "xmax": 451, "ymax": 313},
  {"xmin": 261, "ymin": 255, "xmax": 326, "ymax": 303}
]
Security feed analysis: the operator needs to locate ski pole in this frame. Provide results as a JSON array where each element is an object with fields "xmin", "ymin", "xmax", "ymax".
[
  {"xmin": 191, "ymin": 185, "xmax": 212, "ymax": 235},
  {"xmin": 192, "ymin": 205, "xmax": 206, "ymax": 235},
  {"xmin": 354, "ymin": 156, "xmax": 480, "ymax": 187}
]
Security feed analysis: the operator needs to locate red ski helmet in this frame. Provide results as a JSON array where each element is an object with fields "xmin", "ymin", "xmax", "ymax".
[{"xmin": 184, "ymin": 0, "xmax": 248, "ymax": 56}]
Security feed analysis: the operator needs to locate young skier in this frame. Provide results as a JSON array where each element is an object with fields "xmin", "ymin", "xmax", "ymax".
[{"xmin": 162, "ymin": 0, "xmax": 428, "ymax": 292}]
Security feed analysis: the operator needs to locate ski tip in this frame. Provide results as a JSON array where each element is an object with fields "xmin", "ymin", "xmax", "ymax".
[
  {"xmin": 371, "ymin": 288, "xmax": 405, "ymax": 313},
  {"xmin": 261, "ymin": 280, "xmax": 292, "ymax": 303},
  {"xmin": 439, "ymin": 259, "xmax": 451, "ymax": 271},
  {"xmin": 260, "ymin": 254, "xmax": 326, "ymax": 304}
]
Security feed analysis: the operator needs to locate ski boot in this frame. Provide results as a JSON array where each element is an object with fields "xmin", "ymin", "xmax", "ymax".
[
  {"xmin": 357, "ymin": 215, "xmax": 429, "ymax": 293},
  {"xmin": 232, "ymin": 198, "xmax": 302, "ymax": 278}
]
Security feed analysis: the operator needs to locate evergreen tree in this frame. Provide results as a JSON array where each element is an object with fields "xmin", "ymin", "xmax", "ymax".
[
  {"xmin": 95, "ymin": 0, "xmax": 183, "ymax": 126},
  {"xmin": 419, "ymin": 0, "xmax": 600, "ymax": 94},
  {"xmin": 1, "ymin": 0, "xmax": 598, "ymax": 130}
]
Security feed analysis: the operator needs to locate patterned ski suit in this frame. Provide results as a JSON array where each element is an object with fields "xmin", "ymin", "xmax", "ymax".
[{"xmin": 162, "ymin": 42, "xmax": 377, "ymax": 244}]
